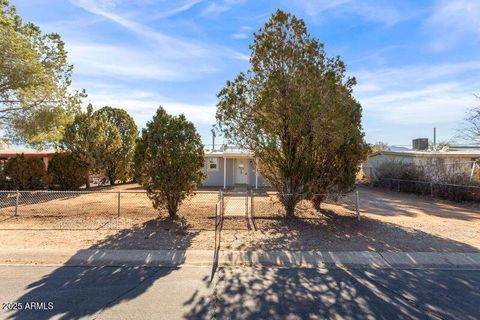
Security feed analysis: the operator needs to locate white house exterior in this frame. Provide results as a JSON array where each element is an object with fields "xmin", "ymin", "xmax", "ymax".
[
  {"xmin": 201, "ymin": 146, "xmax": 269, "ymax": 188},
  {"xmin": 363, "ymin": 149, "xmax": 480, "ymax": 181}
]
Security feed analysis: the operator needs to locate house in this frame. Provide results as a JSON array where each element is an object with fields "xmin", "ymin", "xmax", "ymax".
[
  {"xmin": 202, "ymin": 145, "xmax": 269, "ymax": 189},
  {"xmin": 364, "ymin": 149, "xmax": 480, "ymax": 182},
  {"xmin": 0, "ymin": 139, "xmax": 55, "ymax": 170}
]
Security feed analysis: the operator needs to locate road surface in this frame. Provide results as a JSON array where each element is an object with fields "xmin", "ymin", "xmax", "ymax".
[{"xmin": 0, "ymin": 265, "xmax": 479, "ymax": 319}]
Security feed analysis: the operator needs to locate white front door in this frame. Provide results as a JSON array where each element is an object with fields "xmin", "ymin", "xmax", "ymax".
[{"xmin": 235, "ymin": 159, "xmax": 249, "ymax": 184}]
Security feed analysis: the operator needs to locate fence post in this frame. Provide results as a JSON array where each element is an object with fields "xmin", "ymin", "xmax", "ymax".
[
  {"xmin": 117, "ymin": 192, "xmax": 121, "ymax": 217},
  {"xmin": 15, "ymin": 190, "xmax": 19, "ymax": 216},
  {"xmin": 355, "ymin": 190, "xmax": 360, "ymax": 221}
]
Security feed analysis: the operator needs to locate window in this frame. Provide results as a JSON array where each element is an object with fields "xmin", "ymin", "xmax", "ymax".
[{"xmin": 207, "ymin": 157, "xmax": 219, "ymax": 171}]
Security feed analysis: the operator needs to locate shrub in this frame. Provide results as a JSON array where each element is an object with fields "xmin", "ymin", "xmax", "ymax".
[
  {"xmin": 375, "ymin": 159, "xmax": 480, "ymax": 202},
  {"xmin": 0, "ymin": 170, "xmax": 13, "ymax": 190},
  {"xmin": 3, "ymin": 154, "xmax": 46, "ymax": 190},
  {"xmin": 376, "ymin": 160, "xmax": 425, "ymax": 181},
  {"xmin": 434, "ymin": 173, "xmax": 479, "ymax": 202},
  {"xmin": 135, "ymin": 107, "xmax": 206, "ymax": 217},
  {"xmin": 47, "ymin": 152, "xmax": 88, "ymax": 190}
]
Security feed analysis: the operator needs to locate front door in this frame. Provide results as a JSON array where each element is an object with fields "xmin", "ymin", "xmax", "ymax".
[{"xmin": 235, "ymin": 159, "xmax": 249, "ymax": 184}]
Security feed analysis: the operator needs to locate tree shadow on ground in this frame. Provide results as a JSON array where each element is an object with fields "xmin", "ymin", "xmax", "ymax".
[
  {"xmin": 240, "ymin": 209, "xmax": 479, "ymax": 252},
  {"xmin": 7, "ymin": 216, "xmax": 199, "ymax": 320},
  {"xmin": 184, "ymin": 266, "xmax": 480, "ymax": 319}
]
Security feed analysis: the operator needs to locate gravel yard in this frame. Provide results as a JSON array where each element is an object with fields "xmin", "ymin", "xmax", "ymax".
[{"xmin": 0, "ymin": 184, "xmax": 478, "ymax": 252}]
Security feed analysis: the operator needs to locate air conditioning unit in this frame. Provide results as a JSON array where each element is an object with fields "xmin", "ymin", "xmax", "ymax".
[{"xmin": 412, "ymin": 138, "xmax": 428, "ymax": 150}]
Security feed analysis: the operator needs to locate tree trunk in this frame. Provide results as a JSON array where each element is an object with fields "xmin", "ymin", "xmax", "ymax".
[
  {"xmin": 109, "ymin": 175, "xmax": 116, "ymax": 186},
  {"xmin": 281, "ymin": 194, "xmax": 297, "ymax": 217},
  {"xmin": 167, "ymin": 198, "xmax": 178, "ymax": 217},
  {"xmin": 85, "ymin": 171, "xmax": 90, "ymax": 189},
  {"xmin": 312, "ymin": 195, "xmax": 324, "ymax": 211}
]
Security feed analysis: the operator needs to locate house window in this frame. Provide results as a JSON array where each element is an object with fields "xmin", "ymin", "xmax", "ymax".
[{"xmin": 207, "ymin": 157, "xmax": 219, "ymax": 171}]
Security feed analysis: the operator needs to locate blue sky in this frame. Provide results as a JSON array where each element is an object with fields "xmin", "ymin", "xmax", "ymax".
[{"xmin": 13, "ymin": 0, "xmax": 480, "ymax": 146}]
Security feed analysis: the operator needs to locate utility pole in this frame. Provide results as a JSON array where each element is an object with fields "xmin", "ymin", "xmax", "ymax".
[
  {"xmin": 433, "ymin": 127, "xmax": 436, "ymax": 149},
  {"xmin": 211, "ymin": 128, "xmax": 216, "ymax": 151}
]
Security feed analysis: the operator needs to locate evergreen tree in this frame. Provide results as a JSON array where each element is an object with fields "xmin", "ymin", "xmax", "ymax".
[
  {"xmin": 135, "ymin": 107, "xmax": 206, "ymax": 217},
  {"xmin": 216, "ymin": 10, "xmax": 368, "ymax": 216}
]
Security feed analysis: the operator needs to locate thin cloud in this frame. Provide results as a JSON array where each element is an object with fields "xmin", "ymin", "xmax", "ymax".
[
  {"xmin": 148, "ymin": 0, "xmax": 204, "ymax": 20},
  {"xmin": 292, "ymin": 0, "xmax": 409, "ymax": 26},
  {"xmin": 68, "ymin": 42, "xmax": 219, "ymax": 81},
  {"xmin": 354, "ymin": 61, "xmax": 480, "ymax": 129},
  {"xmin": 75, "ymin": 83, "xmax": 216, "ymax": 128},
  {"xmin": 232, "ymin": 26, "xmax": 252, "ymax": 40},
  {"xmin": 203, "ymin": 0, "xmax": 245, "ymax": 15},
  {"xmin": 72, "ymin": 0, "xmax": 247, "ymax": 61},
  {"xmin": 424, "ymin": 0, "xmax": 480, "ymax": 51}
]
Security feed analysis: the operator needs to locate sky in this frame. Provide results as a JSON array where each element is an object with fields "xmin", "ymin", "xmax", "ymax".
[{"xmin": 12, "ymin": 0, "xmax": 480, "ymax": 146}]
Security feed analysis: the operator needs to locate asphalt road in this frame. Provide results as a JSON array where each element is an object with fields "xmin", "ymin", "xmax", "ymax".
[{"xmin": 0, "ymin": 265, "xmax": 479, "ymax": 319}]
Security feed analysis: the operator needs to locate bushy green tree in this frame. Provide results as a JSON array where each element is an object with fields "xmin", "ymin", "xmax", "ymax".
[
  {"xmin": 94, "ymin": 107, "xmax": 138, "ymax": 185},
  {"xmin": 216, "ymin": 10, "xmax": 367, "ymax": 216},
  {"xmin": 135, "ymin": 107, "xmax": 206, "ymax": 217},
  {"xmin": 47, "ymin": 152, "xmax": 87, "ymax": 190},
  {"xmin": 0, "ymin": 0, "xmax": 84, "ymax": 148},
  {"xmin": 3, "ymin": 154, "xmax": 46, "ymax": 190},
  {"xmin": 62, "ymin": 103, "xmax": 117, "ymax": 188}
]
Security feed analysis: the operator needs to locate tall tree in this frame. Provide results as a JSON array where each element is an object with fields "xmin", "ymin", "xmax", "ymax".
[
  {"xmin": 62, "ymin": 104, "xmax": 117, "ymax": 188},
  {"xmin": 0, "ymin": 0, "xmax": 83, "ymax": 148},
  {"xmin": 216, "ymin": 10, "xmax": 367, "ymax": 216},
  {"xmin": 94, "ymin": 107, "xmax": 138, "ymax": 185},
  {"xmin": 135, "ymin": 107, "xmax": 206, "ymax": 217}
]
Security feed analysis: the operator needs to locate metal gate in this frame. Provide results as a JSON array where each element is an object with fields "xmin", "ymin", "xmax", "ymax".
[{"xmin": 217, "ymin": 190, "xmax": 255, "ymax": 230}]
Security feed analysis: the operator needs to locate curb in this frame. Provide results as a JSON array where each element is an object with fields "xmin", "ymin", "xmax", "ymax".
[{"xmin": 0, "ymin": 249, "xmax": 479, "ymax": 269}]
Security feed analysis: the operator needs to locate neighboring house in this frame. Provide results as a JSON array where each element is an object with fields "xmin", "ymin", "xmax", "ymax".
[
  {"xmin": 0, "ymin": 139, "xmax": 55, "ymax": 170},
  {"xmin": 364, "ymin": 149, "xmax": 480, "ymax": 181},
  {"xmin": 202, "ymin": 145, "xmax": 269, "ymax": 188}
]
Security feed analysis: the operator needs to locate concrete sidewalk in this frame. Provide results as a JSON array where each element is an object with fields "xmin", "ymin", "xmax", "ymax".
[{"xmin": 1, "ymin": 248, "xmax": 480, "ymax": 269}]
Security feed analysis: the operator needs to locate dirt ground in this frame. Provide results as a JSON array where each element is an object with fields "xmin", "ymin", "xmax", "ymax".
[{"xmin": 0, "ymin": 184, "xmax": 478, "ymax": 252}]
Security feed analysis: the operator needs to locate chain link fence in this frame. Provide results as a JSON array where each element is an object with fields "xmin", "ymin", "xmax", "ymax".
[
  {"xmin": 376, "ymin": 178, "xmax": 480, "ymax": 202},
  {"xmin": 1, "ymin": 188, "xmax": 359, "ymax": 230},
  {"xmin": 0, "ymin": 190, "xmax": 219, "ymax": 218},
  {"xmin": 251, "ymin": 191, "xmax": 359, "ymax": 219}
]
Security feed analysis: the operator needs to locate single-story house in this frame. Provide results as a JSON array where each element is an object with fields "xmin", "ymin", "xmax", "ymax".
[
  {"xmin": 363, "ymin": 149, "xmax": 480, "ymax": 181},
  {"xmin": 202, "ymin": 145, "xmax": 269, "ymax": 189},
  {"xmin": 0, "ymin": 149, "xmax": 56, "ymax": 170}
]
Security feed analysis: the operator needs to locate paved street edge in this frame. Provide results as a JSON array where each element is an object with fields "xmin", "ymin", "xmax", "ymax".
[{"xmin": 1, "ymin": 249, "xmax": 480, "ymax": 269}]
